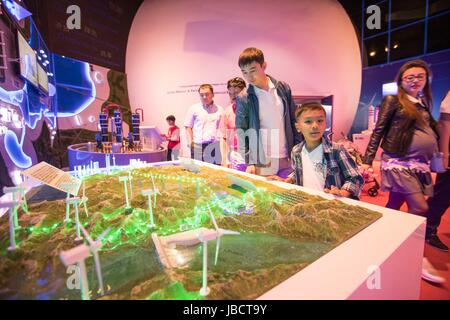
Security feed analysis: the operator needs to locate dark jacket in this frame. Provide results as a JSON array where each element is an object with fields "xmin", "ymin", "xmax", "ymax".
[
  {"xmin": 289, "ymin": 137, "xmax": 364, "ymax": 199},
  {"xmin": 235, "ymin": 75, "xmax": 302, "ymax": 166},
  {"xmin": 363, "ymin": 95, "xmax": 438, "ymax": 165}
]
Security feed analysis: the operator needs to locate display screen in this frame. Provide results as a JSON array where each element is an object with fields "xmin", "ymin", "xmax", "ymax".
[
  {"xmin": 37, "ymin": 63, "xmax": 49, "ymax": 94},
  {"xmin": 17, "ymin": 31, "xmax": 38, "ymax": 87},
  {"xmin": 322, "ymin": 104, "xmax": 333, "ymax": 132}
]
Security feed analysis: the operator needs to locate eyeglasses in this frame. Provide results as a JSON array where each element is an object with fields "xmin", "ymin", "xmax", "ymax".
[{"xmin": 402, "ymin": 73, "xmax": 426, "ymax": 82}]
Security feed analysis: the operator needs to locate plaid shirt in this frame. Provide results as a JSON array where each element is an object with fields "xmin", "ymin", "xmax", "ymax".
[{"xmin": 289, "ymin": 137, "xmax": 364, "ymax": 198}]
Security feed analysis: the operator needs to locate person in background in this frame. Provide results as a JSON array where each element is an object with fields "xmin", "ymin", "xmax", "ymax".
[
  {"xmin": 235, "ymin": 47, "xmax": 301, "ymax": 178},
  {"xmin": 219, "ymin": 77, "xmax": 247, "ymax": 171},
  {"xmin": 361, "ymin": 60, "xmax": 444, "ymax": 284},
  {"xmin": 184, "ymin": 84, "xmax": 223, "ymax": 164},
  {"xmin": 161, "ymin": 115, "xmax": 180, "ymax": 161},
  {"xmin": 425, "ymin": 90, "xmax": 450, "ymax": 252},
  {"xmin": 269, "ymin": 102, "xmax": 363, "ymax": 199}
]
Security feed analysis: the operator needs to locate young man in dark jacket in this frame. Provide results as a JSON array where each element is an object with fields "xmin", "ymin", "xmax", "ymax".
[{"xmin": 235, "ymin": 47, "xmax": 301, "ymax": 178}]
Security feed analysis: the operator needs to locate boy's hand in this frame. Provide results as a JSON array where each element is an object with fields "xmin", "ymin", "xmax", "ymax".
[
  {"xmin": 266, "ymin": 175, "xmax": 283, "ymax": 181},
  {"xmin": 266, "ymin": 176, "xmax": 294, "ymax": 184},
  {"xmin": 360, "ymin": 164, "xmax": 373, "ymax": 172},
  {"xmin": 324, "ymin": 185, "xmax": 351, "ymax": 198}
]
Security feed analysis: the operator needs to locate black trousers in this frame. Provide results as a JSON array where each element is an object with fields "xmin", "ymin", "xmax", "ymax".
[
  {"xmin": 190, "ymin": 141, "xmax": 221, "ymax": 164},
  {"xmin": 426, "ymin": 169, "xmax": 450, "ymax": 237}
]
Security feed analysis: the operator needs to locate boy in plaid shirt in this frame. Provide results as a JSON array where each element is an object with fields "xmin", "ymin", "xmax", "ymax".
[{"xmin": 269, "ymin": 102, "xmax": 363, "ymax": 199}]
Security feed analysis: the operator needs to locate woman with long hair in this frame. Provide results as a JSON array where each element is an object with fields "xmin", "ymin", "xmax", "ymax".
[
  {"xmin": 363, "ymin": 59, "xmax": 438, "ymax": 215},
  {"xmin": 362, "ymin": 60, "xmax": 444, "ymax": 283}
]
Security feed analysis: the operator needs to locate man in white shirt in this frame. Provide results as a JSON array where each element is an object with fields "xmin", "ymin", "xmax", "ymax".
[
  {"xmin": 184, "ymin": 84, "xmax": 223, "ymax": 164},
  {"xmin": 425, "ymin": 90, "xmax": 450, "ymax": 252}
]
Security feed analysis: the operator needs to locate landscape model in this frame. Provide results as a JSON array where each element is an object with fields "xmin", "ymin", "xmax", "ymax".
[{"xmin": 0, "ymin": 162, "xmax": 381, "ymax": 300}]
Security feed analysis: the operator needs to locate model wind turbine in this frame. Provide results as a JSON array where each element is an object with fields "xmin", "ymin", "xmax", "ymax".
[
  {"xmin": 207, "ymin": 206, "xmax": 240, "ymax": 265},
  {"xmin": 80, "ymin": 225, "xmax": 110, "ymax": 296},
  {"xmin": 60, "ymin": 227, "xmax": 110, "ymax": 300},
  {"xmin": 141, "ymin": 188, "xmax": 156, "ymax": 229},
  {"xmin": 61, "ymin": 181, "xmax": 87, "ymax": 224},
  {"xmin": 197, "ymin": 229, "xmax": 214, "ymax": 296},
  {"xmin": 119, "ymin": 176, "xmax": 130, "ymax": 208},
  {"xmin": 80, "ymin": 180, "xmax": 89, "ymax": 217},
  {"xmin": 0, "ymin": 200, "xmax": 20, "ymax": 251},
  {"xmin": 3, "ymin": 185, "xmax": 29, "ymax": 214},
  {"xmin": 128, "ymin": 170, "xmax": 133, "ymax": 198},
  {"xmin": 196, "ymin": 207, "xmax": 240, "ymax": 297},
  {"xmin": 3, "ymin": 186, "xmax": 28, "ymax": 229},
  {"xmin": 150, "ymin": 174, "xmax": 161, "ymax": 208},
  {"xmin": 66, "ymin": 197, "xmax": 83, "ymax": 241},
  {"xmin": 60, "ymin": 241, "xmax": 91, "ymax": 300}
]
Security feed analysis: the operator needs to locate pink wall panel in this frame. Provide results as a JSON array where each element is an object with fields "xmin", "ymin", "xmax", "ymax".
[{"xmin": 126, "ymin": 0, "xmax": 361, "ymax": 154}]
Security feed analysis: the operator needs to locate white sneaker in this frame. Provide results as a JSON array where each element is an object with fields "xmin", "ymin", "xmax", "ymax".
[{"xmin": 422, "ymin": 257, "xmax": 445, "ymax": 284}]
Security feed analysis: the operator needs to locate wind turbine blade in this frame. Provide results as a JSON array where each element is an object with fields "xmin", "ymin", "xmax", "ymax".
[
  {"xmin": 80, "ymin": 225, "xmax": 94, "ymax": 246},
  {"xmin": 208, "ymin": 206, "xmax": 219, "ymax": 232},
  {"xmin": 96, "ymin": 227, "xmax": 111, "ymax": 243},
  {"xmin": 219, "ymin": 229, "xmax": 240, "ymax": 236},
  {"xmin": 214, "ymin": 236, "xmax": 221, "ymax": 265},
  {"xmin": 150, "ymin": 174, "xmax": 156, "ymax": 190},
  {"xmin": 93, "ymin": 252, "xmax": 105, "ymax": 296}
]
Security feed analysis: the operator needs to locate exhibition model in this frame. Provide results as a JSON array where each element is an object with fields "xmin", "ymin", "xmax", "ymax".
[{"xmin": 0, "ymin": 161, "xmax": 382, "ymax": 300}]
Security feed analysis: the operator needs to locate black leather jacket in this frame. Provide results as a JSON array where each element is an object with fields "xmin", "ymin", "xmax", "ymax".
[{"xmin": 363, "ymin": 95, "xmax": 438, "ymax": 165}]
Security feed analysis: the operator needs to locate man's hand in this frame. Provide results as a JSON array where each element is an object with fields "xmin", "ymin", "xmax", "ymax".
[
  {"xmin": 246, "ymin": 165, "xmax": 256, "ymax": 175},
  {"xmin": 266, "ymin": 175, "xmax": 284, "ymax": 181},
  {"xmin": 266, "ymin": 176, "xmax": 294, "ymax": 184},
  {"xmin": 324, "ymin": 185, "xmax": 351, "ymax": 198}
]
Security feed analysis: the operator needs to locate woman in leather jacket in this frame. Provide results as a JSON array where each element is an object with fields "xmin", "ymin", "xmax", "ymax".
[{"xmin": 362, "ymin": 60, "xmax": 438, "ymax": 216}]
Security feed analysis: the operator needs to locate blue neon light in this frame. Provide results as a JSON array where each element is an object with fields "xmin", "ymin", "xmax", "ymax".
[
  {"xmin": 54, "ymin": 55, "xmax": 96, "ymax": 116},
  {"xmin": 4, "ymin": 130, "xmax": 32, "ymax": 168},
  {"xmin": 2, "ymin": 0, "xmax": 32, "ymax": 22},
  {"xmin": 0, "ymin": 86, "xmax": 24, "ymax": 106}
]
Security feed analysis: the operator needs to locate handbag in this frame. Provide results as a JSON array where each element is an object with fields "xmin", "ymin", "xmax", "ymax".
[{"xmin": 430, "ymin": 152, "xmax": 445, "ymax": 173}]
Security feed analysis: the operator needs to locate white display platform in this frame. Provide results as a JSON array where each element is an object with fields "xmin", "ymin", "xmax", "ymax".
[
  {"xmin": 195, "ymin": 161, "xmax": 425, "ymax": 300},
  {"xmin": 1, "ymin": 160, "xmax": 425, "ymax": 300}
]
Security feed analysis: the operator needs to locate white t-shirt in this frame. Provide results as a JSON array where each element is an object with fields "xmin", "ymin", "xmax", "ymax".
[
  {"xmin": 440, "ymin": 91, "xmax": 450, "ymax": 115},
  {"xmin": 301, "ymin": 144, "xmax": 326, "ymax": 191},
  {"xmin": 254, "ymin": 78, "xmax": 288, "ymax": 158},
  {"xmin": 184, "ymin": 102, "xmax": 223, "ymax": 144}
]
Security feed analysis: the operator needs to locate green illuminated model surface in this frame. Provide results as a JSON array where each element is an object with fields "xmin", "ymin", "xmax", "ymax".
[{"xmin": 0, "ymin": 164, "xmax": 381, "ymax": 300}]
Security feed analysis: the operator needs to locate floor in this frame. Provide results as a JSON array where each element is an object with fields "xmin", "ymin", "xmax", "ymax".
[{"xmin": 359, "ymin": 161, "xmax": 450, "ymax": 300}]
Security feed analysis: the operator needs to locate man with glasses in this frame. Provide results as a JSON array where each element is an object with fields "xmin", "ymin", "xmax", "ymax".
[
  {"xmin": 184, "ymin": 84, "xmax": 223, "ymax": 164},
  {"xmin": 219, "ymin": 77, "xmax": 247, "ymax": 171}
]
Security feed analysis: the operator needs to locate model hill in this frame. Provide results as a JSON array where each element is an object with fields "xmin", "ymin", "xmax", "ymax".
[{"xmin": 0, "ymin": 165, "xmax": 381, "ymax": 300}]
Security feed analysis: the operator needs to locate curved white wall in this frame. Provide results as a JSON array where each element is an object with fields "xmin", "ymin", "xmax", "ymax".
[{"xmin": 126, "ymin": 0, "xmax": 361, "ymax": 151}]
